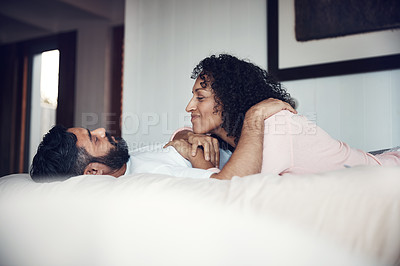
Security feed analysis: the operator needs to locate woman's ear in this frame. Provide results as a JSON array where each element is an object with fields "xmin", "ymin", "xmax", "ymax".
[{"xmin": 83, "ymin": 162, "xmax": 112, "ymax": 175}]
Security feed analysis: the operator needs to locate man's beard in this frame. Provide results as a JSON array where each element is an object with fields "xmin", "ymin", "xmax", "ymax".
[{"xmin": 91, "ymin": 133, "xmax": 130, "ymax": 170}]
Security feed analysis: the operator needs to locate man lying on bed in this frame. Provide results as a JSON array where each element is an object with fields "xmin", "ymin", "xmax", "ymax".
[{"xmin": 30, "ymin": 99, "xmax": 296, "ymax": 182}]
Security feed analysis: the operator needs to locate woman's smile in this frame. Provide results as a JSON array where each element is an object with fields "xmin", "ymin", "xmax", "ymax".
[{"xmin": 191, "ymin": 114, "xmax": 200, "ymax": 122}]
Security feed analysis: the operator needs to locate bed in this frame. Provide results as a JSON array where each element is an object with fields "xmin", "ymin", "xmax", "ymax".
[{"xmin": 0, "ymin": 165, "xmax": 399, "ymax": 266}]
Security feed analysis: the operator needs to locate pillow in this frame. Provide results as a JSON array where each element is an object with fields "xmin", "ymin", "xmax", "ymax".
[{"xmin": 0, "ymin": 166, "xmax": 399, "ymax": 266}]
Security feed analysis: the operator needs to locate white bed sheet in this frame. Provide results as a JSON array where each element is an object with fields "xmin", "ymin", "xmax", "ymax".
[{"xmin": 0, "ymin": 165, "xmax": 399, "ymax": 266}]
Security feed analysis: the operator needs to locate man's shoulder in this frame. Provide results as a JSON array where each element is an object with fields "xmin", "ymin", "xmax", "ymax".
[{"xmin": 126, "ymin": 144, "xmax": 191, "ymax": 174}]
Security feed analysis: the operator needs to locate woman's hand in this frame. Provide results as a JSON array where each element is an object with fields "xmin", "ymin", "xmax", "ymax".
[
  {"xmin": 166, "ymin": 130, "xmax": 220, "ymax": 168},
  {"xmin": 186, "ymin": 132, "xmax": 220, "ymax": 168},
  {"xmin": 244, "ymin": 98, "xmax": 297, "ymax": 129},
  {"xmin": 247, "ymin": 98, "xmax": 297, "ymax": 119},
  {"xmin": 164, "ymin": 139, "xmax": 215, "ymax": 169}
]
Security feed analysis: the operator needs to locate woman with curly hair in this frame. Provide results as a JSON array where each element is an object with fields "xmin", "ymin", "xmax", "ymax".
[{"xmin": 166, "ymin": 54, "xmax": 400, "ymax": 177}]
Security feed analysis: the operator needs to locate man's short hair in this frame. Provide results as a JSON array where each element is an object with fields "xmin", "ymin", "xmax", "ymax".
[{"xmin": 30, "ymin": 125, "xmax": 91, "ymax": 181}]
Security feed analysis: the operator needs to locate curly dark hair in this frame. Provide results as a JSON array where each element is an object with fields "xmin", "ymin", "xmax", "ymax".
[
  {"xmin": 191, "ymin": 54, "xmax": 295, "ymax": 145},
  {"xmin": 30, "ymin": 125, "xmax": 92, "ymax": 182}
]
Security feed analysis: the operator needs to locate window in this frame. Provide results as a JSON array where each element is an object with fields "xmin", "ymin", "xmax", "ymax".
[{"xmin": 29, "ymin": 50, "xmax": 60, "ymax": 165}]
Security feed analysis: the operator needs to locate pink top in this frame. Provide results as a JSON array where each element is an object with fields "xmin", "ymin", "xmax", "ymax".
[{"xmin": 262, "ymin": 110, "xmax": 400, "ymax": 175}]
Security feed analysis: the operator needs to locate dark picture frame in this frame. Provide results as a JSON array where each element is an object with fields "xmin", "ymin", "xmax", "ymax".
[{"xmin": 267, "ymin": 0, "xmax": 400, "ymax": 81}]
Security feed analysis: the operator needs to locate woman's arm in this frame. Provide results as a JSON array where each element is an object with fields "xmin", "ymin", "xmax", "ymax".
[{"xmin": 212, "ymin": 99, "xmax": 296, "ymax": 180}]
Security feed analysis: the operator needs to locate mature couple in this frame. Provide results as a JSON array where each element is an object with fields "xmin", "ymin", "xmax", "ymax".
[{"xmin": 30, "ymin": 54, "xmax": 400, "ymax": 182}]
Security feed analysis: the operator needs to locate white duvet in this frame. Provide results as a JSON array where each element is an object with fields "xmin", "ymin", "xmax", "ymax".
[{"xmin": 0, "ymin": 166, "xmax": 399, "ymax": 266}]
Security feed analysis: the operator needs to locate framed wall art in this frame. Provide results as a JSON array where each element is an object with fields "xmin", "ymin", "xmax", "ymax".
[{"xmin": 267, "ymin": 0, "xmax": 400, "ymax": 81}]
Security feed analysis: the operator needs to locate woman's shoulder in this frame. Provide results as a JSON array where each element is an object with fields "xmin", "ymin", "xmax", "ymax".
[
  {"xmin": 267, "ymin": 110, "xmax": 314, "ymax": 122},
  {"xmin": 264, "ymin": 110, "xmax": 317, "ymax": 135},
  {"xmin": 265, "ymin": 110, "xmax": 297, "ymax": 123}
]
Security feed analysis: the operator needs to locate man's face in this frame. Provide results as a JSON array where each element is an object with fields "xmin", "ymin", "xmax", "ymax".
[
  {"xmin": 68, "ymin": 128, "xmax": 116, "ymax": 157},
  {"xmin": 67, "ymin": 127, "xmax": 129, "ymax": 169}
]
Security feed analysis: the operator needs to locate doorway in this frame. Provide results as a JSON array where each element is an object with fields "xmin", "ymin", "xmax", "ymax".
[{"xmin": 0, "ymin": 31, "xmax": 76, "ymax": 175}]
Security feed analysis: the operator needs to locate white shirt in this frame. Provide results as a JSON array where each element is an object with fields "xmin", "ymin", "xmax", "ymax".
[{"xmin": 124, "ymin": 144, "xmax": 232, "ymax": 179}]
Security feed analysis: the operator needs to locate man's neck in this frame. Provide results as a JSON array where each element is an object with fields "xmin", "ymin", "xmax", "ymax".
[{"xmin": 109, "ymin": 164, "xmax": 127, "ymax": 177}]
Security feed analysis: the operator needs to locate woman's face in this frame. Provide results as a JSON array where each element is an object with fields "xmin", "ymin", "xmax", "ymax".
[{"xmin": 185, "ymin": 76, "xmax": 223, "ymax": 134}]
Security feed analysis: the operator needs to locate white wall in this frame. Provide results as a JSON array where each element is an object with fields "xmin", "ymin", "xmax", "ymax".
[
  {"xmin": 284, "ymin": 70, "xmax": 400, "ymax": 151},
  {"xmin": 74, "ymin": 22, "xmax": 113, "ymax": 130},
  {"xmin": 123, "ymin": 0, "xmax": 400, "ymax": 151},
  {"xmin": 123, "ymin": 0, "xmax": 267, "ymax": 149}
]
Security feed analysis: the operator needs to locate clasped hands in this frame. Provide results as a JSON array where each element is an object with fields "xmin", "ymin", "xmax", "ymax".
[{"xmin": 164, "ymin": 132, "xmax": 220, "ymax": 168}]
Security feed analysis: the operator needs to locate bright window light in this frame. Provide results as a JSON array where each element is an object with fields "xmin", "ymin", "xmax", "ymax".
[
  {"xmin": 29, "ymin": 49, "xmax": 60, "ymax": 165},
  {"xmin": 40, "ymin": 50, "xmax": 60, "ymax": 107}
]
